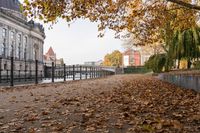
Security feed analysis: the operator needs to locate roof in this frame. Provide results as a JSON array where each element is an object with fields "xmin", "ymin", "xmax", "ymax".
[
  {"xmin": 0, "ymin": 0, "xmax": 21, "ymax": 12},
  {"xmin": 46, "ymin": 47, "xmax": 55, "ymax": 56}
]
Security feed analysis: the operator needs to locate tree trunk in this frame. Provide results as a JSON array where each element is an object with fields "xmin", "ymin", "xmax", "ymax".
[
  {"xmin": 187, "ymin": 59, "xmax": 191, "ymax": 69},
  {"xmin": 177, "ymin": 59, "xmax": 180, "ymax": 69}
]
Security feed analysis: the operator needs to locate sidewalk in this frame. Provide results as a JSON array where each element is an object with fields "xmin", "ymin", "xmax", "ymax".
[{"xmin": 0, "ymin": 75, "xmax": 199, "ymax": 133}]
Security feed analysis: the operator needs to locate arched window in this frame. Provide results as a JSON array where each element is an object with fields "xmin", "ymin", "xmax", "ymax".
[
  {"xmin": 1, "ymin": 39, "xmax": 6, "ymax": 57},
  {"xmin": 10, "ymin": 31, "xmax": 14, "ymax": 39},
  {"xmin": 0, "ymin": 44, "xmax": 3, "ymax": 56},
  {"xmin": 2, "ymin": 28, "xmax": 6, "ymax": 37},
  {"xmin": 18, "ymin": 44, "xmax": 21, "ymax": 59},
  {"xmin": 17, "ymin": 34, "xmax": 22, "ymax": 59}
]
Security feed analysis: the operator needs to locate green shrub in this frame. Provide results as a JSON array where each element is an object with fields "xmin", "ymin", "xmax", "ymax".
[
  {"xmin": 145, "ymin": 54, "xmax": 166, "ymax": 73},
  {"xmin": 193, "ymin": 61, "xmax": 200, "ymax": 69},
  {"xmin": 124, "ymin": 66, "xmax": 151, "ymax": 74}
]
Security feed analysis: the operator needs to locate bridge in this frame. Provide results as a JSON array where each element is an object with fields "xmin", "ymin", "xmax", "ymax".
[{"xmin": 101, "ymin": 66, "xmax": 124, "ymax": 74}]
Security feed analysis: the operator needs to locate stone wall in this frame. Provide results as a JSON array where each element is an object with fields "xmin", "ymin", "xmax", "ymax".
[{"xmin": 158, "ymin": 73, "xmax": 200, "ymax": 92}]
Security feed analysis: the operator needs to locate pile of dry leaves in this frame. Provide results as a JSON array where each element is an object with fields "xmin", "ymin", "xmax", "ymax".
[{"xmin": 0, "ymin": 75, "xmax": 199, "ymax": 133}]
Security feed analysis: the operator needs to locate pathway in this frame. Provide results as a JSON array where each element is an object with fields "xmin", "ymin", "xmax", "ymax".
[{"xmin": 0, "ymin": 75, "xmax": 199, "ymax": 133}]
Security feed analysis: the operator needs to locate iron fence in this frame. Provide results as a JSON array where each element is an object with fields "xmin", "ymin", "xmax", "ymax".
[{"xmin": 0, "ymin": 58, "xmax": 114, "ymax": 87}]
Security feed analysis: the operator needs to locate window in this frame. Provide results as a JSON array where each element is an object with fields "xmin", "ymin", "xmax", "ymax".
[
  {"xmin": 10, "ymin": 42, "xmax": 14, "ymax": 57},
  {"xmin": 17, "ymin": 34, "xmax": 21, "ymax": 42},
  {"xmin": 24, "ymin": 36, "xmax": 28, "ymax": 44},
  {"xmin": 1, "ymin": 43, "xmax": 5, "ymax": 57},
  {"xmin": 1, "ymin": 39, "xmax": 6, "ymax": 57},
  {"xmin": 2, "ymin": 28, "xmax": 6, "ymax": 37},
  {"xmin": 18, "ymin": 44, "xmax": 21, "ymax": 59},
  {"xmin": 11, "ymin": 31, "xmax": 14, "ymax": 39},
  {"xmin": 0, "ymin": 44, "xmax": 3, "ymax": 56},
  {"xmin": 4, "ymin": 63, "xmax": 7, "ymax": 70},
  {"xmin": 129, "ymin": 54, "xmax": 134, "ymax": 65},
  {"xmin": 17, "ymin": 34, "xmax": 22, "ymax": 59},
  {"xmin": 23, "ymin": 37, "xmax": 28, "ymax": 59}
]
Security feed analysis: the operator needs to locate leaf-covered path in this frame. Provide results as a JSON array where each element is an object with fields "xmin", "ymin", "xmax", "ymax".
[{"xmin": 0, "ymin": 75, "xmax": 199, "ymax": 133}]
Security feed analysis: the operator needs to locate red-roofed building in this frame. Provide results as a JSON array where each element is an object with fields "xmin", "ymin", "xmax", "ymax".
[
  {"xmin": 44, "ymin": 47, "xmax": 63, "ymax": 66},
  {"xmin": 123, "ymin": 46, "xmax": 155, "ymax": 67},
  {"xmin": 123, "ymin": 49, "xmax": 141, "ymax": 67}
]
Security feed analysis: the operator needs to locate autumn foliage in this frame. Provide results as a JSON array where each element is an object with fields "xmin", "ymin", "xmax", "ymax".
[
  {"xmin": 22, "ymin": 0, "xmax": 200, "ymax": 71},
  {"xmin": 103, "ymin": 50, "xmax": 122, "ymax": 66},
  {"xmin": 22, "ymin": 0, "xmax": 198, "ymax": 43}
]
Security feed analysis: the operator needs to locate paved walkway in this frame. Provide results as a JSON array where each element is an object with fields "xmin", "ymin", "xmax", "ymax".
[{"xmin": 0, "ymin": 75, "xmax": 199, "ymax": 133}]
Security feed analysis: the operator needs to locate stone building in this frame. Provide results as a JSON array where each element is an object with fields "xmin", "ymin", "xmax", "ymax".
[
  {"xmin": 44, "ymin": 47, "xmax": 63, "ymax": 67},
  {"xmin": 0, "ymin": 0, "xmax": 45, "ymax": 73}
]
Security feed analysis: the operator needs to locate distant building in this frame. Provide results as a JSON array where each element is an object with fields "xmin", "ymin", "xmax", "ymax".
[
  {"xmin": 95, "ymin": 60, "xmax": 103, "ymax": 66},
  {"xmin": 44, "ymin": 47, "xmax": 63, "ymax": 66},
  {"xmin": 0, "ymin": 0, "xmax": 45, "ymax": 72},
  {"xmin": 123, "ymin": 46, "xmax": 154, "ymax": 67},
  {"xmin": 84, "ymin": 60, "xmax": 103, "ymax": 66}
]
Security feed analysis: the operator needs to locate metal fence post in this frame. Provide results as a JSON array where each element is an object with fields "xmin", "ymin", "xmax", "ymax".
[
  {"xmin": 35, "ymin": 60, "xmax": 38, "ymax": 84},
  {"xmin": 24, "ymin": 60, "xmax": 27, "ymax": 81},
  {"xmin": 93, "ymin": 67, "xmax": 95, "ymax": 78},
  {"xmin": 0, "ymin": 57, "xmax": 1, "ymax": 83},
  {"xmin": 10, "ymin": 56, "xmax": 14, "ymax": 86},
  {"xmin": 73, "ymin": 65, "xmax": 75, "ymax": 80},
  {"xmin": 18, "ymin": 70, "xmax": 20, "ymax": 82},
  {"xmin": 29, "ymin": 69, "xmax": 31, "ymax": 81},
  {"xmin": 52, "ymin": 62, "xmax": 54, "ymax": 82},
  {"xmin": 67, "ymin": 65, "xmax": 69, "ymax": 79},
  {"xmin": 40, "ymin": 70, "xmax": 42, "ymax": 80},
  {"xmin": 93, "ymin": 67, "xmax": 96, "ymax": 78},
  {"xmin": 93, "ymin": 67, "xmax": 94, "ymax": 78},
  {"xmin": 64, "ymin": 64, "xmax": 66, "ymax": 81},
  {"xmin": 80, "ymin": 66, "xmax": 82, "ymax": 80},
  {"xmin": 95, "ymin": 67, "xmax": 97, "ymax": 78},
  {"xmin": 90, "ymin": 67, "xmax": 92, "ymax": 79},
  {"xmin": 97, "ymin": 67, "xmax": 99, "ymax": 78},
  {"xmin": 44, "ymin": 63, "xmax": 46, "ymax": 79},
  {"xmin": 86, "ymin": 67, "xmax": 88, "ymax": 79}
]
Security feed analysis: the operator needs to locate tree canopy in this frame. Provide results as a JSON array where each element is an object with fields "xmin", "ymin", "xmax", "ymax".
[
  {"xmin": 103, "ymin": 50, "xmax": 122, "ymax": 66},
  {"xmin": 22, "ymin": 0, "xmax": 199, "ymax": 45}
]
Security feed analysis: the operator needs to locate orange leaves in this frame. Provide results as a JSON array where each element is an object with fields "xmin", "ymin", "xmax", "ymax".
[
  {"xmin": 21, "ymin": 0, "xmax": 199, "ymax": 47},
  {"xmin": 103, "ymin": 50, "xmax": 123, "ymax": 66},
  {"xmin": 0, "ymin": 75, "xmax": 200, "ymax": 132}
]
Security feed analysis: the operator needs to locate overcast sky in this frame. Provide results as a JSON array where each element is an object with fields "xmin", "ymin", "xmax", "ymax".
[
  {"xmin": 43, "ymin": 20, "xmax": 123, "ymax": 65},
  {"xmin": 19, "ymin": 0, "xmax": 123, "ymax": 65}
]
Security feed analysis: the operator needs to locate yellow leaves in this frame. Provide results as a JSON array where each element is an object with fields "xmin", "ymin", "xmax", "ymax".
[
  {"xmin": 21, "ymin": 0, "xmax": 198, "ymax": 47},
  {"xmin": 103, "ymin": 50, "xmax": 123, "ymax": 66}
]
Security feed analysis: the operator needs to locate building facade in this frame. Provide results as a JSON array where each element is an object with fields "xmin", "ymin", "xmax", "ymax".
[
  {"xmin": 0, "ymin": 0, "xmax": 45, "ymax": 73},
  {"xmin": 123, "ymin": 46, "xmax": 154, "ymax": 67}
]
